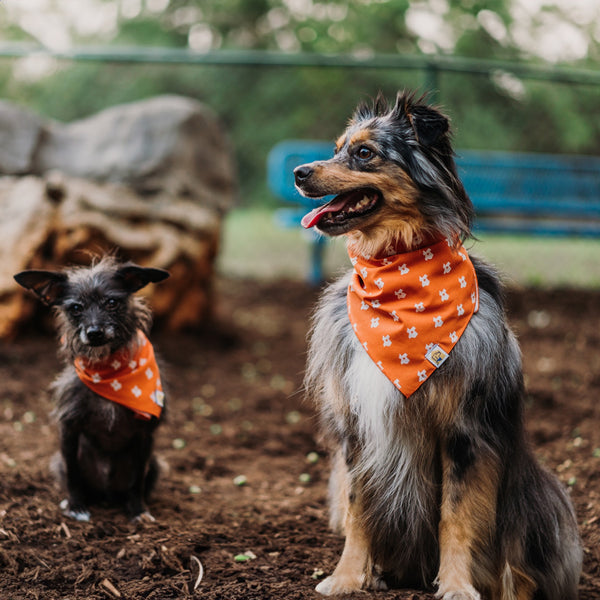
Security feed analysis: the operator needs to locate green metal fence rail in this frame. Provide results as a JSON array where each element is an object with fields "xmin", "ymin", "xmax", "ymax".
[{"xmin": 1, "ymin": 43, "xmax": 599, "ymax": 88}]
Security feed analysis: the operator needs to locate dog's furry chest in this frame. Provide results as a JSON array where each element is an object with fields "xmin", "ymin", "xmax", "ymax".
[
  {"xmin": 53, "ymin": 368, "xmax": 153, "ymax": 452},
  {"xmin": 306, "ymin": 273, "xmax": 441, "ymax": 573}
]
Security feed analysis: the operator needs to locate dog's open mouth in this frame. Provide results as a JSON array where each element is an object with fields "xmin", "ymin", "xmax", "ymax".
[{"xmin": 301, "ymin": 189, "xmax": 381, "ymax": 231}]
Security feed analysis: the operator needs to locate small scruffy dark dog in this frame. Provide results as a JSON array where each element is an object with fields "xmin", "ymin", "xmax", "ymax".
[
  {"xmin": 14, "ymin": 257, "xmax": 169, "ymax": 522},
  {"xmin": 294, "ymin": 92, "xmax": 582, "ymax": 599}
]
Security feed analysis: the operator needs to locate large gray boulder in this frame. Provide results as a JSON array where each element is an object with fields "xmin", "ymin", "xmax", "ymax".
[{"xmin": 0, "ymin": 94, "xmax": 235, "ymax": 212}]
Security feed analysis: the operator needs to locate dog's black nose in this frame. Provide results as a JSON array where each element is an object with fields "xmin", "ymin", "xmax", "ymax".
[
  {"xmin": 86, "ymin": 326, "xmax": 106, "ymax": 346},
  {"xmin": 294, "ymin": 164, "xmax": 313, "ymax": 184}
]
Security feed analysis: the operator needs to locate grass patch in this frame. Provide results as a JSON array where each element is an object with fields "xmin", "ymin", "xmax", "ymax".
[{"xmin": 218, "ymin": 208, "xmax": 600, "ymax": 288}]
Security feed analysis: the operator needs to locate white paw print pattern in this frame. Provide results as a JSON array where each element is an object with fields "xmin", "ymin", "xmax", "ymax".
[
  {"xmin": 398, "ymin": 353, "xmax": 410, "ymax": 364},
  {"xmin": 370, "ymin": 317, "xmax": 380, "ymax": 328},
  {"xmin": 414, "ymin": 302, "xmax": 425, "ymax": 312},
  {"xmin": 433, "ymin": 316, "xmax": 444, "ymax": 328},
  {"xmin": 449, "ymin": 331, "xmax": 458, "ymax": 343},
  {"xmin": 417, "ymin": 370, "xmax": 428, "ymax": 382},
  {"xmin": 372, "ymin": 299, "xmax": 381, "ymax": 308},
  {"xmin": 419, "ymin": 275, "xmax": 430, "ymax": 287},
  {"xmin": 395, "ymin": 289, "xmax": 406, "ymax": 299},
  {"xmin": 407, "ymin": 327, "xmax": 418, "ymax": 339},
  {"xmin": 443, "ymin": 262, "xmax": 452, "ymax": 274},
  {"xmin": 374, "ymin": 277, "xmax": 385, "ymax": 289},
  {"xmin": 398, "ymin": 264, "xmax": 409, "ymax": 275},
  {"xmin": 457, "ymin": 304, "xmax": 465, "ymax": 316},
  {"xmin": 110, "ymin": 380, "xmax": 122, "ymax": 391},
  {"xmin": 131, "ymin": 385, "xmax": 142, "ymax": 398},
  {"xmin": 382, "ymin": 335, "xmax": 392, "ymax": 347},
  {"xmin": 423, "ymin": 248, "xmax": 434, "ymax": 261},
  {"xmin": 439, "ymin": 289, "xmax": 449, "ymax": 301},
  {"xmin": 458, "ymin": 276, "xmax": 467, "ymax": 288}
]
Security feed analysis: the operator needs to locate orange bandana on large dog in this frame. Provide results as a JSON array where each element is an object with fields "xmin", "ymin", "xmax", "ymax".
[
  {"xmin": 347, "ymin": 238, "xmax": 479, "ymax": 398},
  {"xmin": 74, "ymin": 330, "xmax": 164, "ymax": 419}
]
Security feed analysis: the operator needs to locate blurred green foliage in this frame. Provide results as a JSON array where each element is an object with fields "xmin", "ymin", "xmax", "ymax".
[{"xmin": 1, "ymin": 0, "xmax": 599, "ymax": 206}]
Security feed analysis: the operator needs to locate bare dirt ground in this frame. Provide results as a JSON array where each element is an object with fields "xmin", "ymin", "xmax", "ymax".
[{"xmin": 1, "ymin": 276, "xmax": 599, "ymax": 599}]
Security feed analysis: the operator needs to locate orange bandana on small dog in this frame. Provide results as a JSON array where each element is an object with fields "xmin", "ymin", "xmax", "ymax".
[
  {"xmin": 347, "ymin": 238, "xmax": 479, "ymax": 398},
  {"xmin": 74, "ymin": 330, "xmax": 164, "ymax": 419}
]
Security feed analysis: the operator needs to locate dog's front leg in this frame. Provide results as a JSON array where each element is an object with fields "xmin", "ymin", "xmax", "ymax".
[
  {"xmin": 435, "ymin": 433, "xmax": 500, "ymax": 600},
  {"xmin": 60, "ymin": 425, "xmax": 91, "ymax": 522},
  {"xmin": 317, "ymin": 456, "xmax": 387, "ymax": 597},
  {"xmin": 125, "ymin": 434, "xmax": 155, "ymax": 522},
  {"xmin": 316, "ymin": 492, "xmax": 374, "ymax": 596}
]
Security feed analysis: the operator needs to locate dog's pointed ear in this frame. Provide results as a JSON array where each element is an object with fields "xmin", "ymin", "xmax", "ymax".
[
  {"xmin": 391, "ymin": 92, "xmax": 449, "ymax": 147},
  {"xmin": 409, "ymin": 105, "xmax": 449, "ymax": 146},
  {"xmin": 14, "ymin": 270, "xmax": 68, "ymax": 306},
  {"xmin": 115, "ymin": 265, "xmax": 170, "ymax": 293}
]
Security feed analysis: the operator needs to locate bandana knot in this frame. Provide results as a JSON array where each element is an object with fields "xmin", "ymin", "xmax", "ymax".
[
  {"xmin": 74, "ymin": 330, "xmax": 164, "ymax": 419},
  {"xmin": 347, "ymin": 238, "xmax": 479, "ymax": 397}
]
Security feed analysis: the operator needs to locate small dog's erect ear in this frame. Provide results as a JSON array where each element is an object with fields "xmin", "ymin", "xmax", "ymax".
[
  {"xmin": 13, "ymin": 270, "xmax": 69, "ymax": 306},
  {"xmin": 115, "ymin": 265, "xmax": 170, "ymax": 294}
]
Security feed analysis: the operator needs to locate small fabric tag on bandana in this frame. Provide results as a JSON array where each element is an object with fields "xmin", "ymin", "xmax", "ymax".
[
  {"xmin": 347, "ymin": 238, "xmax": 479, "ymax": 398},
  {"xmin": 74, "ymin": 330, "xmax": 164, "ymax": 419},
  {"xmin": 425, "ymin": 344, "xmax": 449, "ymax": 367}
]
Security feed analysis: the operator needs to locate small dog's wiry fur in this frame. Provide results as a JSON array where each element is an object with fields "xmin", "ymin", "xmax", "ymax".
[
  {"xmin": 294, "ymin": 92, "xmax": 582, "ymax": 599},
  {"xmin": 14, "ymin": 257, "xmax": 169, "ymax": 522}
]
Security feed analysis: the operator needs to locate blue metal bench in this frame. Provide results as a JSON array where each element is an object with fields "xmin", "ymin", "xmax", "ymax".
[{"xmin": 267, "ymin": 140, "xmax": 600, "ymax": 282}]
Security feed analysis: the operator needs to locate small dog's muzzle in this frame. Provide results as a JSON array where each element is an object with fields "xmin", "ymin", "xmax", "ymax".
[{"xmin": 84, "ymin": 326, "xmax": 107, "ymax": 347}]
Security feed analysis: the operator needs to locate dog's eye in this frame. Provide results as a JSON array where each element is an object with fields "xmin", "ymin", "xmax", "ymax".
[
  {"xmin": 105, "ymin": 298, "xmax": 119, "ymax": 310},
  {"xmin": 69, "ymin": 303, "xmax": 83, "ymax": 316},
  {"xmin": 357, "ymin": 146, "xmax": 374, "ymax": 160}
]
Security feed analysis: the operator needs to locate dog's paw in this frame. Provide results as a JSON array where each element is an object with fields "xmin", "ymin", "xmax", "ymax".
[
  {"xmin": 60, "ymin": 498, "xmax": 91, "ymax": 522},
  {"xmin": 315, "ymin": 572, "xmax": 386, "ymax": 596},
  {"xmin": 131, "ymin": 511, "xmax": 156, "ymax": 524},
  {"xmin": 316, "ymin": 574, "xmax": 363, "ymax": 596},
  {"xmin": 436, "ymin": 584, "xmax": 481, "ymax": 600}
]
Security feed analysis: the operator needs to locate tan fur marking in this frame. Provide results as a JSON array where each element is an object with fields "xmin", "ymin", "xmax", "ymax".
[
  {"xmin": 493, "ymin": 562, "xmax": 537, "ymax": 600},
  {"xmin": 425, "ymin": 380, "xmax": 464, "ymax": 432},
  {"xmin": 509, "ymin": 566, "xmax": 537, "ymax": 600},
  {"xmin": 316, "ymin": 495, "xmax": 373, "ymax": 595},
  {"xmin": 348, "ymin": 128, "xmax": 374, "ymax": 148},
  {"xmin": 327, "ymin": 450, "xmax": 350, "ymax": 535},
  {"xmin": 437, "ymin": 451, "xmax": 500, "ymax": 597}
]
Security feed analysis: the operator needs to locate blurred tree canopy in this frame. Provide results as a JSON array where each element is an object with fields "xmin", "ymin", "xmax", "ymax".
[{"xmin": 1, "ymin": 0, "xmax": 599, "ymax": 206}]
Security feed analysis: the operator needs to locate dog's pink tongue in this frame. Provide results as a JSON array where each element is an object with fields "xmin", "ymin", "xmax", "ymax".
[{"xmin": 301, "ymin": 198, "xmax": 345, "ymax": 229}]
